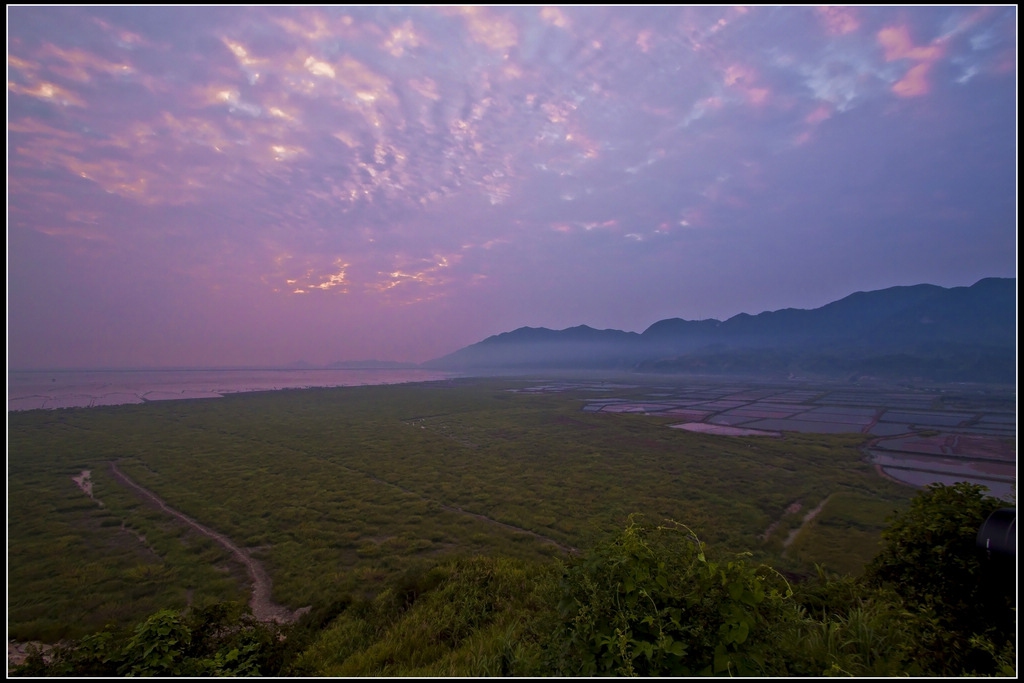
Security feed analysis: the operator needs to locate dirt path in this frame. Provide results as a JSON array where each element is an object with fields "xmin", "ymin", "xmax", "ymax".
[
  {"xmin": 70, "ymin": 473, "xmax": 95, "ymax": 499},
  {"xmin": 108, "ymin": 462, "xmax": 309, "ymax": 624},
  {"xmin": 761, "ymin": 501, "xmax": 802, "ymax": 543},
  {"xmin": 783, "ymin": 494, "xmax": 833, "ymax": 550}
]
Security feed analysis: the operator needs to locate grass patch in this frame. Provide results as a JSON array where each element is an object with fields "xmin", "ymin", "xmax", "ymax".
[{"xmin": 9, "ymin": 377, "xmax": 915, "ymax": 640}]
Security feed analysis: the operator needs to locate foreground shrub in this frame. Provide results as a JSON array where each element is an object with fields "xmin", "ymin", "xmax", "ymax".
[
  {"xmin": 550, "ymin": 516, "xmax": 795, "ymax": 676},
  {"xmin": 784, "ymin": 571, "xmax": 922, "ymax": 677},
  {"xmin": 11, "ymin": 602, "xmax": 286, "ymax": 677},
  {"xmin": 292, "ymin": 555, "xmax": 556, "ymax": 676},
  {"xmin": 15, "ymin": 484, "xmax": 1015, "ymax": 677},
  {"xmin": 864, "ymin": 482, "xmax": 1016, "ymax": 675}
]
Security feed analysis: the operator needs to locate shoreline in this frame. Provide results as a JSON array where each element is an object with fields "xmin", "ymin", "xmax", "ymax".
[{"xmin": 7, "ymin": 368, "xmax": 458, "ymax": 412}]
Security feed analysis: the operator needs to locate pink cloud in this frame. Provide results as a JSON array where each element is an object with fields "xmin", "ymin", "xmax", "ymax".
[
  {"xmin": 804, "ymin": 104, "xmax": 832, "ymax": 125},
  {"xmin": 877, "ymin": 25, "xmax": 943, "ymax": 62},
  {"xmin": 891, "ymin": 62, "xmax": 933, "ymax": 98},
  {"xmin": 816, "ymin": 7, "xmax": 860, "ymax": 36},
  {"xmin": 792, "ymin": 130, "xmax": 813, "ymax": 147},
  {"xmin": 723, "ymin": 64, "xmax": 771, "ymax": 106},
  {"xmin": 877, "ymin": 25, "xmax": 946, "ymax": 98}
]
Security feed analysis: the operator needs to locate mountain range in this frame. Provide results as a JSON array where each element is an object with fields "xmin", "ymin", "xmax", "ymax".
[{"xmin": 423, "ymin": 278, "xmax": 1016, "ymax": 383}]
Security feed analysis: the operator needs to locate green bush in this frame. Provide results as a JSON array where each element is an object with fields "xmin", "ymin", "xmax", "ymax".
[
  {"xmin": 11, "ymin": 602, "xmax": 286, "ymax": 677},
  {"xmin": 14, "ymin": 491, "xmax": 1017, "ymax": 677},
  {"xmin": 864, "ymin": 482, "xmax": 1015, "ymax": 675},
  {"xmin": 550, "ymin": 515, "xmax": 794, "ymax": 676}
]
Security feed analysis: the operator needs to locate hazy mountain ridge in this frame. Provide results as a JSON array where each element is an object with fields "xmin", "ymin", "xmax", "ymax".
[{"xmin": 425, "ymin": 278, "xmax": 1016, "ymax": 382}]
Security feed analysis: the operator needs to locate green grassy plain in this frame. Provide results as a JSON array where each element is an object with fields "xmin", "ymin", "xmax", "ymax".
[{"xmin": 8, "ymin": 377, "xmax": 914, "ymax": 642}]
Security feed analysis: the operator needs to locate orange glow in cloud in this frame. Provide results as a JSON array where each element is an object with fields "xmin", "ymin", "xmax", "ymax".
[
  {"xmin": 367, "ymin": 252, "xmax": 463, "ymax": 305},
  {"xmin": 723, "ymin": 64, "xmax": 750, "ymax": 87},
  {"xmin": 383, "ymin": 20, "xmax": 423, "ymax": 57},
  {"xmin": 336, "ymin": 56, "xmax": 394, "ymax": 105},
  {"xmin": 65, "ymin": 158, "xmax": 156, "ymax": 200},
  {"xmin": 303, "ymin": 55, "xmax": 335, "ymax": 78},
  {"xmin": 8, "ymin": 80, "xmax": 85, "ymax": 106},
  {"xmin": 223, "ymin": 39, "xmax": 263, "ymax": 68},
  {"xmin": 816, "ymin": 7, "xmax": 859, "ymax": 36},
  {"xmin": 8, "ymin": 55, "xmax": 37, "ymax": 72},
  {"xmin": 892, "ymin": 63, "xmax": 932, "ymax": 97},
  {"xmin": 877, "ymin": 25, "xmax": 945, "ymax": 97},
  {"xmin": 878, "ymin": 25, "xmax": 943, "ymax": 62},
  {"xmin": 447, "ymin": 6, "xmax": 518, "ymax": 52},
  {"xmin": 723, "ymin": 64, "xmax": 770, "ymax": 106},
  {"xmin": 277, "ymin": 258, "xmax": 351, "ymax": 295},
  {"xmin": 39, "ymin": 44, "xmax": 135, "ymax": 83},
  {"xmin": 539, "ymin": 7, "xmax": 569, "ymax": 29}
]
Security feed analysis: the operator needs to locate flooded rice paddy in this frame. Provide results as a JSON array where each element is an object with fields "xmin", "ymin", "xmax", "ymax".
[{"xmin": 515, "ymin": 378, "xmax": 1015, "ymax": 501}]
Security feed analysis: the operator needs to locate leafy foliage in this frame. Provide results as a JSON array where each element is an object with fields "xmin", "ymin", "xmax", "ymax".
[
  {"xmin": 13, "ymin": 486, "xmax": 1017, "ymax": 677},
  {"xmin": 864, "ymin": 482, "xmax": 1016, "ymax": 675},
  {"xmin": 866, "ymin": 482, "xmax": 1009, "ymax": 608},
  {"xmin": 11, "ymin": 602, "xmax": 286, "ymax": 677},
  {"xmin": 551, "ymin": 516, "xmax": 794, "ymax": 676}
]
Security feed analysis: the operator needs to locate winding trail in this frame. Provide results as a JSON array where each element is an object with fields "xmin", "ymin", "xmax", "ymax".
[
  {"xmin": 108, "ymin": 462, "xmax": 309, "ymax": 624},
  {"xmin": 783, "ymin": 494, "xmax": 834, "ymax": 550},
  {"xmin": 761, "ymin": 501, "xmax": 803, "ymax": 543}
]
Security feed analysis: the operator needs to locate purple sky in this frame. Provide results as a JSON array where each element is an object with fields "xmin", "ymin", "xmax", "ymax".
[{"xmin": 8, "ymin": 6, "xmax": 1017, "ymax": 369}]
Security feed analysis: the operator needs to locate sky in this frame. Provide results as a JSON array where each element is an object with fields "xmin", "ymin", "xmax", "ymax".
[{"xmin": 7, "ymin": 6, "xmax": 1017, "ymax": 369}]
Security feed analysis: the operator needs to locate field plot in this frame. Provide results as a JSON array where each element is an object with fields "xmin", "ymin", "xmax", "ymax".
[
  {"xmin": 669, "ymin": 423, "xmax": 780, "ymax": 437},
  {"xmin": 743, "ymin": 419, "xmax": 867, "ymax": 434},
  {"xmin": 580, "ymin": 378, "xmax": 1015, "ymax": 499},
  {"xmin": 869, "ymin": 422, "xmax": 914, "ymax": 436},
  {"xmin": 879, "ymin": 411, "xmax": 975, "ymax": 428},
  {"xmin": 659, "ymin": 408, "xmax": 713, "ymax": 420},
  {"xmin": 868, "ymin": 432, "xmax": 1016, "ymax": 501},
  {"xmin": 9, "ymin": 377, "xmax": 918, "ymax": 642},
  {"xmin": 598, "ymin": 402, "xmax": 675, "ymax": 413}
]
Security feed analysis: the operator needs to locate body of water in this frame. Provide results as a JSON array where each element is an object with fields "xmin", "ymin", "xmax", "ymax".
[{"xmin": 8, "ymin": 368, "xmax": 456, "ymax": 411}]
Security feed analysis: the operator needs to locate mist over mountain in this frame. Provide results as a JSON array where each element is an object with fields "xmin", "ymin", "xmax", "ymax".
[
  {"xmin": 424, "ymin": 278, "xmax": 1016, "ymax": 382},
  {"xmin": 328, "ymin": 359, "xmax": 420, "ymax": 369}
]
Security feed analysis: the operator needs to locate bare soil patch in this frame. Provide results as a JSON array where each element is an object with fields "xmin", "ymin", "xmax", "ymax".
[{"xmin": 71, "ymin": 470, "xmax": 98, "ymax": 503}]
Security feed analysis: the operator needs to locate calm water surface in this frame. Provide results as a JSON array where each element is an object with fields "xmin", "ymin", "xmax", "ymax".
[{"xmin": 8, "ymin": 368, "xmax": 456, "ymax": 411}]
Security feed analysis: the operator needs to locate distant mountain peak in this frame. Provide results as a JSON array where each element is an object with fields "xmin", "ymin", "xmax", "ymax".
[{"xmin": 424, "ymin": 278, "xmax": 1014, "ymax": 383}]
